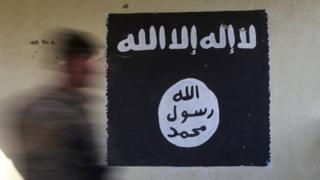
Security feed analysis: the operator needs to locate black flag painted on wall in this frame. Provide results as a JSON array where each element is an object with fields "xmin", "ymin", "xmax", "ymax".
[{"xmin": 106, "ymin": 10, "xmax": 270, "ymax": 166}]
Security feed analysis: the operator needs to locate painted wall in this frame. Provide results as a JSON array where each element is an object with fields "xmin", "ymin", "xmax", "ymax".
[{"xmin": 0, "ymin": 0, "xmax": 319, "ymax": 179}]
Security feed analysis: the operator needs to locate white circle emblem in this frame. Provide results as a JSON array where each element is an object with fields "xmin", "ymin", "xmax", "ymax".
[{"xmin": 158, "ymin": 78, "xmax": 219, "ymax": 148}]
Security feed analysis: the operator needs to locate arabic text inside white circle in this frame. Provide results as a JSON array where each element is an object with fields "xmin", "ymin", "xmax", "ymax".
[{"xmin": 158, "ymin": 78, "xmax": 219, "ymax": 148}]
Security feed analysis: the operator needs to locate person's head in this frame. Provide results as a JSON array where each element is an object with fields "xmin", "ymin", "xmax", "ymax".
[{"xmin": 57, "ymin": 30, "xmax": 98, "ymax": 88}]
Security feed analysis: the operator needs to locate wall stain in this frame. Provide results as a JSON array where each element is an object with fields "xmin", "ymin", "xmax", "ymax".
[
  {"xmin": 29, "ymin": 40, "xmax": 56, "ymax": 45},
  {"xmin": 122, "ymin": 4, "xmax": 129, "ymax": 9}
]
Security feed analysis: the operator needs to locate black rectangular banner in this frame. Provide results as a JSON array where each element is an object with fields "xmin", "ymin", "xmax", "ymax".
[{"xmin": 106, "ymin": 10, "xmax": 270, "ymax": 166}]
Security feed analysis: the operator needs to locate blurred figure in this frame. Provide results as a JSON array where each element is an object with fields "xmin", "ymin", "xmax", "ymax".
[{"xmin": 11, "ymin": 30, "xmax": 105, "ymax": 180}]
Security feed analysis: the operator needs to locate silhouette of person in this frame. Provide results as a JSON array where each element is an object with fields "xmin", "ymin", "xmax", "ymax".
[{"xmin": 12, "ymin": 30, "xmax": 105, "ymax": 180}]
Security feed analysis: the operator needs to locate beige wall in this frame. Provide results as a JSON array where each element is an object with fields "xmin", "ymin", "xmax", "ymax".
[{"xmin": 0, "ymin": 0, "xmax": 320, "ymax": 179}]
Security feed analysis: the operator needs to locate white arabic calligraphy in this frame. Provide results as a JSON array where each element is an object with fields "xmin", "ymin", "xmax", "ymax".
[
  {"xmin": 117, "ymin": 26, "xmax": 157, "ymax": 52},
  {"xmin": 158, "ymin": 78, "xmax": 220, "ymax": 148},
  {"xmin": 117, "ymin": 25, "xmax": 257, "ymax": 53}
]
